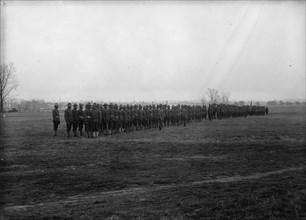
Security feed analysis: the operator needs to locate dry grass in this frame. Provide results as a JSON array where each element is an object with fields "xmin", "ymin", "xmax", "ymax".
[{"xmin": 0, "ymin": 106, "xmax": 305, "ymax": 219}]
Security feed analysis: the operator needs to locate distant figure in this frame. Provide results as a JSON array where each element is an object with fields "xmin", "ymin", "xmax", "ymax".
[
  {"xmin": 52, "ymin": 103, "xmax": 60, "ymax": 136},
  {"xmin": 265, "ymin": 106, "xmax": 269, "ymax": 115},
  {"xmin": 64, "ymin": 103, "xmax": 74, "ymax": 137}
]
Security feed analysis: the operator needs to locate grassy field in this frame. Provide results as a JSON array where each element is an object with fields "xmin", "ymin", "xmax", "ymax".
[{"xmin": 0, "ymin": 105, "xmax": 305, "ymax": 219}]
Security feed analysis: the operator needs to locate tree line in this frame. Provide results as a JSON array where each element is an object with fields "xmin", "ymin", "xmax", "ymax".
[{"xmin": 266, "ymin": 100, "xmax": 305, "ymax": 106}]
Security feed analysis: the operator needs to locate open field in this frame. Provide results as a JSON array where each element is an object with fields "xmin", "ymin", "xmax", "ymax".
[{"xmin": 1, "ymin": 105, "xmax": 305, "ymax": 219}]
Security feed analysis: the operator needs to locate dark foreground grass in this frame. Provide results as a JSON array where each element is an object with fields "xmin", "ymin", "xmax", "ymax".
[{"xmin": 0, "ymin": 106, "xmax": 305, "ymax": 219}]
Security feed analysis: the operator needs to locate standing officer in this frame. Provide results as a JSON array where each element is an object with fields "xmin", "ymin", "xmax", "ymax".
[
  {"xmin": 64, "ymin": 103, "xmax": 74, "ymax": 137},
  {"xmin": 52, "ymin": 103, "xmax": 60, "ymax": 136}
]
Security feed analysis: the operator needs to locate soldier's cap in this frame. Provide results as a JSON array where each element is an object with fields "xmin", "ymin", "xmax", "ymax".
[
  {"xmin": 54, "ymin": 103, "xmax": 58, "ymax": 107},
  {"xmin": 103, "ymin": 103, "xmax": 108, "ymax": 106},
  {"xmin": 79, "ymin": 103, "xmax": 84, "ymax": 106},
  {"xmin": 68, "ymin": 103, "xmax": 72, "ymax": 106},
  {"xmin": 73, "ymin": 103, "xmax": 78, "ymax": 107}
]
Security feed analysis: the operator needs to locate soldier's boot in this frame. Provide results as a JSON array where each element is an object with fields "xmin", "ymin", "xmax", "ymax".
[
  {"xmin": 74, "ymin": 131, "xmax": 77, "ymax": 137},
  {"xmin": 80, "ymin": 131, "xmax": 83, "ymax": 136},
  {"xmin": 54, "ymin": 130, "xmax": 57, "ymax": 136},
  {"xmin": 87, "ymin": 132, "xmax": 90, "ymax": 138},
  {"xmin": 67, "ymin": 132, "xmax": 70, "ymax": 138}
]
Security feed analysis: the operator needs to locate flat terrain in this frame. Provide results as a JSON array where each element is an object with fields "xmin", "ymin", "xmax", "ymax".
[{"xmin": 1, "ymin": 106, "xmax": 305, "ymax": 219}]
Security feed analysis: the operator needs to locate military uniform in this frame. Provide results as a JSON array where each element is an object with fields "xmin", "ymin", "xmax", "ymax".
[
  {"xmin": 91, "ymin": 103, "xmax": 100, "ymax": 138},
  {"xmin": 78, "ymin": 103, "xmax": 84, "ymax": 136},
  {"xmin": 52, "ymin": 103, "xmax": 60, "ymax": 136},
  {"xmin": 83, "ymin": 103, "xmax": 92, "ymax": 138},
  {"xmin": 64, "ymin": 103, "xmax": 74, "ymax": 137},
  {"xmin": 72, "ymin": 103, "xmax": 79, "ymax": 137},
  {"xmin": 101, "ymin": 104, "xmax": 109, "ymax": 135}
]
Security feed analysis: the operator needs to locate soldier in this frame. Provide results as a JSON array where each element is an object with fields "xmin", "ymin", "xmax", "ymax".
[
  {"xmin": 137, "ymin": 104, "xmax": 143, "ymax": 130},
  {"xmin": 101, "ymin": 103, "xmax": 109, "ymax": 135},
  {"xmin": 52, "ymin": 103, "xmax": 60, "ymax": 136},
  {"xmin": 113, "ymin": 104, "xmax": 120, "ymax": 134},
  {"xmin": 64, "ymin": 103, "xmax": 74, "ymax": 137},
  {"xmin": 171, "ymin": 105, "xmax": 178, "ymax": 126},
  {"xmin": 91, "ymin": 103, "xmax": 100, "ymax": 138},
  {"xmin": 181, "ymin": 105, "xmax": 188, "ymax": 127},
  {"xmin": 78, "ymin": 103, "xmax": 84, "ymax": 136},
  {"xmin": 143, "ymin": 105, "xmax": 149, "ymax": 129},
  {"xmin": 109, "ymin": 103, "xmax": 116, "ymax": 134},
  {"xmin": 148, "ymin": 105, "xmax": 153, "ymax": 129},
  {"xmin": 83, "ymin": 103, "xmax": 92, "ymax": 138},
  {"xmin": 157, "ymin": 104, "xmax": 164, "ymax": 130},
  {"xmin": 163, "ymin": 105, "xmax": 169, "ymax": 127},
  {"xmin": 208, "ymin": 104, "xmax": 213, "ymax": 121},
  {"xmin": 132, "ymin": 104, "xmax": 138, "ymax": 131},
  {"xmin": 72, "ymin": 103, "xmax": 79, "ymax": 137},
  {"xmin": 153, "ymin": 105, "xmax": 158, "ymax": 128},
  {"xmin": 265, "ymin": 106, "xmax": 269, "ymax": 115},
  {"xmin": 97, "ymin": 104, "xmax": 103, "ymax": 136},
  {"xmin": 125, "ymin": 104, "xmax": 131, "ymax": 132}
]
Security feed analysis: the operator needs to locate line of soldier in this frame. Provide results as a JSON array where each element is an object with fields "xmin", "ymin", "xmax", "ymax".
[
  {"xmin": 52, "ymin": 102, "xmax": 268, "ymax": 138},
  {"xmin": 207, "ymin": 104, "xmax": 268, "ymax": 120}
]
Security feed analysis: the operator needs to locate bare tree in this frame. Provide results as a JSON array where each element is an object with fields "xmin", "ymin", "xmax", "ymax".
[
  {"xmin": 221, "ymin": 91, "xmax": 230, "ymax": 104},
  {"xmin": 238, "ymin": 101, "xmax": 245, "ymax": 106},
  {"xmin": 0, "ymin": 62, "xmax": 18, "ymax": 112},
  {"xmin": 199, "ymin": 94, "xmax": 206, "ymax": 106},
  {"xmin": 206, "ymin": 88, "xmax": 219, "ymax": 104},
  {"xmin": 215, "ymin": 92, "xmax": 221, "ymax": 104}
]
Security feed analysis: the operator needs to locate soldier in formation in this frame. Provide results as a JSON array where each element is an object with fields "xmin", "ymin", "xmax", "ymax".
[
  {"xmin": 64, "ymin": 103, "xmax": 74, "ymax": 137},
  {"xmin": 54, "ymin": 102, "xmax": 268, "ymax": 138}
]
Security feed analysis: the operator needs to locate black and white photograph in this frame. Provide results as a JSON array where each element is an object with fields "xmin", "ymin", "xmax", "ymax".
[{"xmin": 0, "ymin": 0, "xmax": 305, "ymax": 219}]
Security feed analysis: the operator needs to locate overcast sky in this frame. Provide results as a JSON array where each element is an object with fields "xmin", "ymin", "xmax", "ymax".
[{"xmin": 1, "ymin": 1, "xmax": 305, "ymax": 102}]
